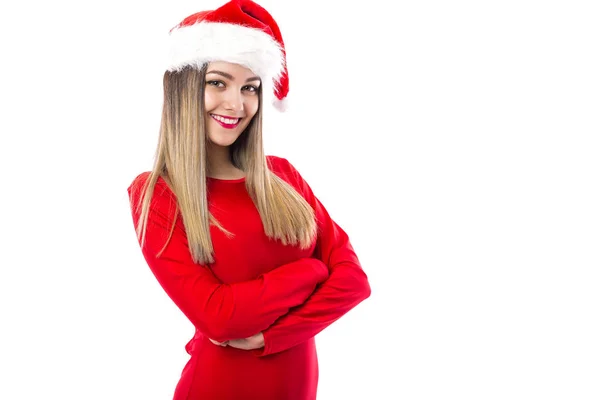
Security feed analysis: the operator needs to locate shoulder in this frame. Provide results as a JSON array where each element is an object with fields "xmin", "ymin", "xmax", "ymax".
[
  {"xmin": 127, "ymin": 171, "xmax": 174, "ymax": 203},
  {"xmin": 266, "ymin": 155, "xmax": 301, "ymax": 183},
  {"xmin": 128, "ymin": 171, "xmax": 151, "ymax": 188},
  {"xmin": 266, "ymin": 155, "xmax": 313, "ymax": 198},
  {"xmin": 266, "ymin": 154, "xmax": 289, "ymax": 171},
  {"xmin": 127, "ymin": 171, "xmax": 150, "ymax": 197},
  {"xmin": 266, "ymin": 154, "xmax": 304, "ymax": 175}
]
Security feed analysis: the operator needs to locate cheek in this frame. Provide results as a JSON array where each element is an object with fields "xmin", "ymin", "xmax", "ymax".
[
  {"xmin": 246, "ymin": 97, "xmax": 259, "ymax": 117},
  {"xmin": 204, "ymin": 91, "xmax": 218, "ymax": 111}
]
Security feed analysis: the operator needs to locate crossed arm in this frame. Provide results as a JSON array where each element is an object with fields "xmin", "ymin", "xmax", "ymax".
[
  {"xmin": 128, "ymin": 159, "xmax": 371, "ymax": 354},
  {"xmin": 251, "ymin": 158, "xmax": 372, "ymax": 356},
  {"xmin": 128, "ymin": 176, "xmax": 329, "ymax": 343}
]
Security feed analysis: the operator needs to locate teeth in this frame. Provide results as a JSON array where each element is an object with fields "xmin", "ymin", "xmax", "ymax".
[{"xmin": 212, "ymin": 114, "xmax": 239, "ymax": 125}]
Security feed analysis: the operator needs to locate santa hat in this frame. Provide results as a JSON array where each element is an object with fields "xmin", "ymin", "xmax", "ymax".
[{"xmin": 166, "ymin": 0, "xmax": 289, "ymax": 111}]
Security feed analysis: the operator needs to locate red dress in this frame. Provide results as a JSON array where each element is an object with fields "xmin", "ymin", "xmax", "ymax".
[{"xmin": 127, "ymin": 155, "xmax": 371, "ymax": 399}]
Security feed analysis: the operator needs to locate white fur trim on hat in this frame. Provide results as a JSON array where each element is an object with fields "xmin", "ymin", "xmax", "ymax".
[{"xmin": 167, "ymin": 22, "xmax": 285, "ymax": 88}]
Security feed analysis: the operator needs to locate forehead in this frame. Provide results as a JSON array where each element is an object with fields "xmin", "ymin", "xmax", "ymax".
[{"xmin": 206, "ymin": 61, "xmax": 259, "ymax": 79}]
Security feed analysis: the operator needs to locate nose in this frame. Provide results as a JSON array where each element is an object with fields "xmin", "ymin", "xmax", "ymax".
[{"xmin": 223, "ymin": 89, "xmax": 244, "ymax": 112}]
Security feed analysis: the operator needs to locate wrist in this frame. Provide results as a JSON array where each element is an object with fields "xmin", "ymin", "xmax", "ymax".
[{"xmin": 258, "ymin": 332, "xmax": 265, "ymax": 347}]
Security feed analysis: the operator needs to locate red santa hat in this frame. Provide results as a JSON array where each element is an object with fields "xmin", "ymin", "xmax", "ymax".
[{"xmin": 166, "ymin": 0, "xmax": 289, "ymax": 111}]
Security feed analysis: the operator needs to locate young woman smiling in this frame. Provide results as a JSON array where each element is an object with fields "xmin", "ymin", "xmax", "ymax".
[{"xmin": 127, "ymin": 1, "xmax": 371, "ymax": 399}]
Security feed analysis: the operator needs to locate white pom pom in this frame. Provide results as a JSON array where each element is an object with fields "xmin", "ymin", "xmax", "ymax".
[{"xmin": 272, "ymin": 96, "xmax": 289, "ymax": 112}]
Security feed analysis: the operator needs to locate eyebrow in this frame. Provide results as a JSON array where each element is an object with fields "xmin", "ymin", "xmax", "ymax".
[{"xmin": 206, "ymin": 70, "xmax": 261, "ymax": 83}]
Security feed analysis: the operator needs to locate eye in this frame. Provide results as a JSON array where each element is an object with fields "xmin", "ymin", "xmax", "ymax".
[
  {"xmin": 243, "ymin": 85, "xmax": 259, "ymax": 93},
  {"xmin": 207, "ymin": 80, "xmax": 225, "ymax": 88}
]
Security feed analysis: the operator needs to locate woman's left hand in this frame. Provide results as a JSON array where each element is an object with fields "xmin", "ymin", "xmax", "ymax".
[
  {"xmin": 226, "ymin": 332, "xmax": 265, "ymax": 350},
  {"xmin": 209, "ymin": 338, "xmax": 229, "ymax": 346}
]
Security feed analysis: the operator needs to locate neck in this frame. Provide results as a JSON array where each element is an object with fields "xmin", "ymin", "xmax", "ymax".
[{"xmin": 206, "ymin": 142, "xmax": 244, "ymax": 178}]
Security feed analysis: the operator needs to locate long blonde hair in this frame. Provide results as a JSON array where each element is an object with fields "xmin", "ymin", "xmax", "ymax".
[{"xmin": 130, "ymin": 64, "xmax": 317, "ymax": 265}]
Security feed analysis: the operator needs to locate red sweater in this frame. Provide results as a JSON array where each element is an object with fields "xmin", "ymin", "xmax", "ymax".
[{"xmin": 127, "ymin": 155, "xmax": 371, "ymax": 400}]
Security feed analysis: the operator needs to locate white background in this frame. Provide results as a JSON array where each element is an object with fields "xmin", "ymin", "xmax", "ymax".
[{"xmin": 1, "ymin": 0, "xmax": 599, "ymax": 399}]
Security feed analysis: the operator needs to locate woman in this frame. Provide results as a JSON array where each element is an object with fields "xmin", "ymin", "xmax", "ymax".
[{"xmin": 127, "ymin": 1, "xmax": 371, "ymax": 398}]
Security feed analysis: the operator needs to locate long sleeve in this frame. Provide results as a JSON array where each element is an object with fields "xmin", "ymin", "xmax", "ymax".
[
  {"xmin": 254, "ymin": 158, "xmax": 372, "ymax": 357},
  {"xmin": 127, "ymin": 174, "xmax": 329, "ymax": 343}
]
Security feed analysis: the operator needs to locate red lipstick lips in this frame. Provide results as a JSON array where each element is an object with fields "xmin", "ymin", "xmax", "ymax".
[{"xmin": 210, "ymin": 114, "xmax": 241, "ymax": 129}]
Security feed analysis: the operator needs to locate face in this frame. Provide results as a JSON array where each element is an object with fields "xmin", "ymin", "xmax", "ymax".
[{"xmin": 203, "ymin": 61, "xmax": 261, "ymax": 148}]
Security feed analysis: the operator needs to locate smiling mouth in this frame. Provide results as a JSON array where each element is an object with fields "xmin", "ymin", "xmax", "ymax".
[{"xmin": 210, "ymin": 114, "xmax": 242, "ymax": 128}]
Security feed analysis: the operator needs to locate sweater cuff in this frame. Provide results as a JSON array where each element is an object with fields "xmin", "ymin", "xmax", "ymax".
[{"xmin": 252, "ymin": 330, "xmax": 272, "ymax": 357}]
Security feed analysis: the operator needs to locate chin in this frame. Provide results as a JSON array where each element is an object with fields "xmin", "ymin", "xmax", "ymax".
[
  {"xmin": 210, "ymin": 139, "xmax": 237, "ymax": 147},
  {"xmin": 207, "ymin": 133, "xmax": 242, "ymax": 147},
  {"xmin": 207, "ymin": 120, "xmax": 247, "ymax": 144}
]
